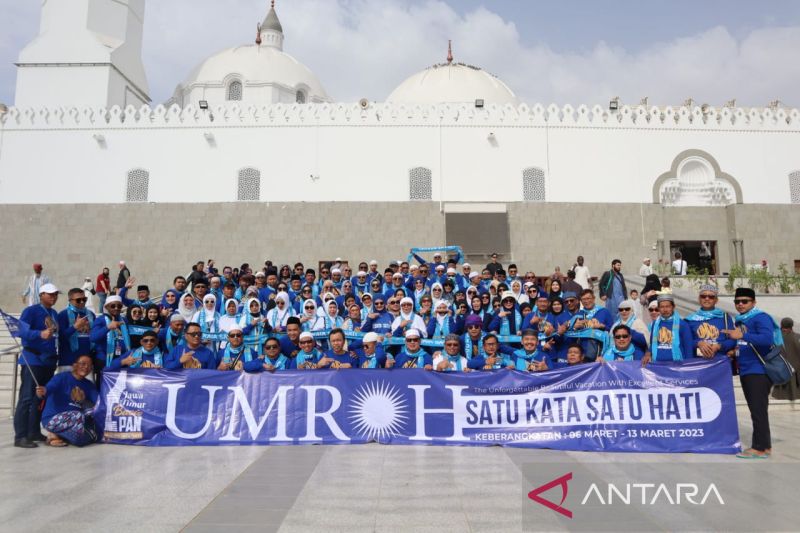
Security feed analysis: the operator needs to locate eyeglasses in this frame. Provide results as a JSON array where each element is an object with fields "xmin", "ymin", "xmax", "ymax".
[
  {"xmin": 401, "ymin": 303, "xmax": 412, "ymax": 307},
  {"xmin": 649, "ymin": 308, "xmax": 659, "ymax": 312},
  {"xmin": 445, "ymin": 342, "xmax": 460, "ymax": 347},
  {"xmin": 699, "ymin": 294, "xmax": 717, "ymax": 300},
  {"xmin": 265, "ymin": 345, "xmax": 280, "ymax": 350},
  {"xmin": 374, "ymin": 301, "xmax": 384, "ymax": 305},
  {"xmin": 72, "ymin": 298, "xmax": 88, "ymax": 303},
  {"xmin": 618, "ymin": 308, "xmax": 631, "ymax": 312},
  {"xmin": 406, "ymin": 338, "xmax": 420, "ymax": 342},
  {"xmin": 228, "ymin": 333, "xmax": 243, "ymax": 338},
  {"xmin": 304, "ymin": 306, "xmax": 314, "ymax": 310},
  {"xmin": 141, "ymin": 338, "xmax": 157, "ymax": 343},
  {"xmin": 734, "ymin": 299, "xmax": 752, "ymax": 305},
  {"xmin": 467, "ymin": 324, "xmax": 481, "ymax": 330},
  {"xmin": 107, "ymin": 304, "xmax": 122, "ymax": 309},
  {"xmin": 389, "ymin": 301, "xmax": 399, "ymax": 305},
  {"xmin": 299, "ymin": 340, "xmax": 314, "ymax": 344},
  {"xmin": 185, "ymin": 332, "xmax": 201, "ymax": 337},
  {"xmin": 614, "ymin": 334, "xmax": 630, "ymax": 340}
]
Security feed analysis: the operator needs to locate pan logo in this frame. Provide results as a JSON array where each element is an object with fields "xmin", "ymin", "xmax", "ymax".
[{"xmin": 103, "ymin": 371, "xmax": 145, "ymax": 440}]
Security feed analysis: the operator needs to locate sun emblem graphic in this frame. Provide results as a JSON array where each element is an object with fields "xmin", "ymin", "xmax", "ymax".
[{"xmin": 349, "ymin": 381, "xmax": 409, "ymax": 441}]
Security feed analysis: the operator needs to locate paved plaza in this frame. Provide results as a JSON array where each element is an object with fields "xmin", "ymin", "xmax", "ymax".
[{"xmin": 0, "ymin": 403, "xmax": 798, "ymax": 532}]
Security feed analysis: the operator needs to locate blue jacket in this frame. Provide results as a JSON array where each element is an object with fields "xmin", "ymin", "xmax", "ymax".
[
  {"xmin": 649, "ymin": 317, "xmax": 696, "ymax": 361},
  {"xmin": 163, "ymin": 344, "xmax": 218, "ymax": 370},
  {"xmin": 57, "ymin": 307, "xmax": 95, "ymax": 366},
  {"xmin": 18, "ymin": 304, "xmax": 59, "ymax": 366}
]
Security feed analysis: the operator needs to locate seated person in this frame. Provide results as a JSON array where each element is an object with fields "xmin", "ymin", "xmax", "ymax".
[
  {"xmin": 318, "ymin": 328, "xmax": 356, "ymax": 369},
  {"xmin": 390, "ymin": 329, "xmax": 432, "ymax": 369},
  {"xmin": 36, "ymin": 354, "xmax": 98, "ymax": 447},
  {"xmin": 163, "ymin": 322, "xmax": 217, "ymax": 370},
  {"xmin": 354, "ymin": 332, "xmax": 388, "ymax": 369},
  {"xmin": 253, "ymin": 337, "xmax": 296, "ymax": 372},
  {"xmin": 433, "ymin": 334, "xmax": 470, "ymax": 372},
  {"xmin": 107, "ymin": 330, "xmax": 164, "ymax": 369},
  {"xmin": 506, "ymin": 329, "xmax": 548, "ymax": 372},
  {"xmin": 601, "ymin": 324, "xmax": 647, "ymax": 362},
  {"xmin": 217, "ymin": 326, "xmax": 260, "ymax": 371},
  {"xmin": 296, "ymin": 332, "xmax": 324, "ymax": 369}
]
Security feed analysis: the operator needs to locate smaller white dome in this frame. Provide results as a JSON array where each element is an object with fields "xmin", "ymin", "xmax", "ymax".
[{"xmin": 387, "ymin": 62, "xmax": 519, "ymax": 106}]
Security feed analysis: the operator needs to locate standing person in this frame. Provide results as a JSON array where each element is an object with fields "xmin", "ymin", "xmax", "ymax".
[
  {"xmin": 684, "ymin": 285, "xmax": 736, "ymax": 359},
  {"xmin": 80, "ymin": 277, "xmax": 97, "ymax": 314},
  {"xmin": 90, "ymin": 295, "xmax": 130, "ymax": 384},
  {"xmin": 772, "ymin": 318, "xmax": 800, "ymax": 404},
  {"xmin": 639, "ymin": 258, "xmax": 653, "ymax": 277},
  {"xmin": 21, "ymin": 263, "xmax": 52, "ymax": 307},
  {"xmin": 722, "ymin": 289, "xmax": 783, "ymax": 458},
  {"xmin": 565, "ymin": 290, "xmax": 613, "ymax": 361},
  {"xmin": 57, "ymin": 288, "xmax": 95, "ymax": 373},
  {"xmin": 116, "ymin": 261, "xmax": 130, "ymax": 292},
  {"xmin": 645, "ymin": 294, "xmax": 694, "ymax": 363},
  {"xmin": 572, "ymin": 256, "xmax": 592, "ymax": 291},
  {"xmin": 485, "ymin": 253, "xmax": 503, "ymax": 278},
  {"xmin": 599, "ymin": 259, "xmax": 627, "ymax": 314},
  {"xmin": 95, "ymin": 267, "xmax": 111, "ymax": 311},
  {"xmin": 672, "ymin": 252, "xmax": 688, "ymax": 276},
  {"xmin": 14, "ymin": 283, "xmax": 60, "ymax": 448},
  {"xmin": 561, "ymin": 269, "xmax": 583, "ymax": 297}
]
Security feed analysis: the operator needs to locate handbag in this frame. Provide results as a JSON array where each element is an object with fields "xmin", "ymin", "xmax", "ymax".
[{"xmin": 750, "ymin": 342, "xmax": 795, "ymax": 385}]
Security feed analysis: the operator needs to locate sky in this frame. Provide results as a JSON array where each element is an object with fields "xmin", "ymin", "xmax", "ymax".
[{"xmin": 2, "ymin": 0, "xmax": 800, "ymax": 107}]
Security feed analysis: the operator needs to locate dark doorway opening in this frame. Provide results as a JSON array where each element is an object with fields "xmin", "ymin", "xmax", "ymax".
[{"xmin": 669, "ymin": 241, "xmax": 717, "ymax": 274}]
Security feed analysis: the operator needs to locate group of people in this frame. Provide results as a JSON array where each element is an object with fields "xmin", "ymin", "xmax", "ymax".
[{"xmin": 12, "ymin": 253, "xmax": 790, "ymax": 460}]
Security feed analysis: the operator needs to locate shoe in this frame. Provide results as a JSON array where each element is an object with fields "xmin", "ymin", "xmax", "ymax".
[
  {"xmin": 736, "ymin": 448, "xmax": 770, "ymax": 459},
  {"xmin": 14, "ymin": 438, "xmax": 38, "ymax": 449},
  {"xmin": 29, "ymin": 433, "xmax": 47, "ymax": 442}
]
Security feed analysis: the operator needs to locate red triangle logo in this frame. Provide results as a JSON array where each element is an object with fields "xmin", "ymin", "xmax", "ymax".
[{"xmin": 528, "ymin": 472, "xmax": 573, "ymax": 519}]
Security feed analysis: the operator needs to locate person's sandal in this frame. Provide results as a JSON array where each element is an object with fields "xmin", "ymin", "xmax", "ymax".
[
  {"xmin": 736, "ymin": 448, "xmax": 769, "ymax": 459},
  {"xmin": 46, "ymin": 436, "xmax": 67, "ymax": 447}
]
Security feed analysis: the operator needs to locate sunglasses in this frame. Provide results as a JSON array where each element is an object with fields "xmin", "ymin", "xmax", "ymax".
[
  {"xmin": 614, "ymin": 334, "xmax": 630, "ymax": 339},
  {"xmin": 72, "ymin": 298, "xmax": 88, "ymax": 303},
  {"xmin": 107, "ymin": 304, "xmax": 122, "ymax": 309},
  {"xmin": 734, "ymin": 299, "xmax": 752, "ymax": 305},
  {"xmin": 141, "ymin": 338, "xmax": 157, "ymax": 343},
  {"xmin": 467, "ymin": 324, "xmax": 481, "ymax": 330},
  {"xmin": 649, "ymin": 308, "xmax": 659, "ymax": 312},
  {"xmin": 185, "ymin": 332, "xmax": 201, "ymax": 337},
  {"xmin": 265, "ymin": 345, "xmax": 280, "ymax": 350},
  {"xmin": 406, "ymin": 338, "xmax": 420, "ymax": 342},
  {"xmin": 699, "ymin": 294, "xmax": 717, "ymax": 300},
  {"xmin": 228, "ymin": 333, "xmax": 243, "ymax": 338},
  {"xmin": 305, "ymin": 306, "xmax": 314, "ymax": 310},
  {"xmin": 618, "ymin": 308, "xmax": 631, "ymax": 312}
]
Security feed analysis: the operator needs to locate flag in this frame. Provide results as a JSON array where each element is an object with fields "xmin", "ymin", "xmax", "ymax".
[{"xmin": 0, "ymin": 308, "xmax": 24, "ymax": 338}]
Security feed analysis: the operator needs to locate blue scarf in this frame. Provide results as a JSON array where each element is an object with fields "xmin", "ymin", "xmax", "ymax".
[
  {"xmin": 445, "ymin": 354, "xmax": 463, "ymax": 371},
  {"xmin": 67, "ymin": 305, "xmax": 94, "ymax": 353},
  {"xmin": 297, "ymin": 348, "xmax": 322, "ymax": 368},
  {"xmin": 650, "ymin": 314, "xmax": 683, "ymax": 361},
  {"xmin": 603, "ymin": 344, "xmax": 636, "ymax": 361},
  {"xmin": 433, "ymin": 315, "xmax": 450, "ymax": 337},
  {"xmin": 565, "ymin": 307, "xmax": 609, "ymax": 345},
  {"xmin": 129, "ymin": 347, "xmax": 162, "ymax": 368},
  {"xmin": 463, "ymin": 334, "xmax": 485, "ymax": 359},
  {"xmin": 512, "ymin": 349, "xmax": 541, "ymax": 371},
  {"xmin": 220, "ymin": 344, "xmax": 251, "ymax": 365},
  {"xmin": 736, "ymin": 307, "xmax": 784, "ymax": 346},
  {"xmin": 685, "ymin": 308, "xmax": 725, "ymax": 322},
  {"xmin": 104, "ymin": 314, "xmax": 130, "ymax": 366},
  {"xmin": 198, "ymin": 308, "xmax": 220, "ymax": 334},
  {"xmin": 361, "ymin": 352, "xmax": 379, "ymax": 369},
  {"xmin": 500, "ymin": 310, "xmax": 523, "ymax": 336},
  {"xmin": 402, "ymin": 349, "xmax": 427, "ymax": 368},
  {"xmin": 265, "ymin": 353, "xmax": 289, "ymax": 370},
  {"xmin": 165, "ymin": 327, "xmax": 183, "ymax": 350}
]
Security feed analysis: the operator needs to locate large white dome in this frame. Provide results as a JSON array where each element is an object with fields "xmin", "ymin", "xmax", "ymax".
[
  {"xmin": 386, "ymin": 62, "xmax": 519, "ymax": 106},
  {"xmin": 177, "ymin": 44, "xmax": 330, "ymax": 103}
]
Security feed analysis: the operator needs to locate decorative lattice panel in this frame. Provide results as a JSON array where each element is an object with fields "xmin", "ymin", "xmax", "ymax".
[
  {"xmin": 227, "ymin": 81, "xmax": 243, "ymax": 101},
  {"xmin": 790, "ymin": 171, "xmax": 800, "ymax": 204},
  {"xmin": 238, "ymin": 168, "xmax": 261, "ymax": 201},
  {"xmin": 126, "ymin": 169, "xmax": 149, "ymax": 202},
  {"xmin": 523, "ymin": 167, "xmax": 546, "ymax": 202},
  {"xmin": 409, "ymin": 167, "xmax": 432, "ymax": 200}
]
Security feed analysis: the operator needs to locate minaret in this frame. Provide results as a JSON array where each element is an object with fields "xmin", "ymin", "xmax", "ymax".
[
  {"xmin": 258, "ymin": 0, "xmax": 284, "ymax": 50},
  {"xmin": 14, "ymin": 0, "xmax": 150, "ymax": 108}
]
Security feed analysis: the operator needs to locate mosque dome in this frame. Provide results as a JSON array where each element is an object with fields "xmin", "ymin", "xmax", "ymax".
[
  {"xmin": 171, "ymin": 3, "xmax": 330, "ymax": 106},
  {"xmin": 386, "ymin": 42, "xmax": 519, "ymax": 106}
]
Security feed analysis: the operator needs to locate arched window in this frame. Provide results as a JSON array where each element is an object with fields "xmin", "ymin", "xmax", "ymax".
[
  {"xmin": 522, "ymin": 167, "xmax": 546, "ymax": 202},
  {"xmin": 126, "ymin": 169, "xmax": 149, "ymax": 202},
  {"xmin": 296, "ymin": 90, "xmax": 306, "ymax": 104},
  {"xmin": 227, "ymin": 80, "xmax": 243, "ymax": 101},
  {"xmin": 238, "ymin": 168, "xmax": 261, "ymax": 201},
  {"xmin": 790, "ymin": 171, "xmax": 800, "ymax": 204},
  {"xmin": 409, "ymin": 167, "xmax": 432, "ymax": 200}
]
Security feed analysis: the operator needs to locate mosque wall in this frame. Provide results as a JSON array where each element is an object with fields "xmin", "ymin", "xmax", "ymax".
[
  {"xmin": 1, "ymin": 103, "xmax": 798, "ymax": 205},
  {"xmin": 1, "ymin": 201, "xmax": 798, "ymax": 312}
]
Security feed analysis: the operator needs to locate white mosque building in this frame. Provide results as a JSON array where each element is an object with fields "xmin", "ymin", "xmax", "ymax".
[{"xmin": 0, "ymin": 0, "xmax": 798, "ymax": 307}]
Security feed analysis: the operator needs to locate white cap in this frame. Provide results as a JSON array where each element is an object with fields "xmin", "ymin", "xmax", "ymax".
[
  {"xmin": 363, "ymin": 332, "xmax": 379, "ymax": 343},
  {"xmin": 357, "ymin": 271, "xmax": 367, "ymax": 277},
  {"xmin": 435, "ymin": 264, "xmax": 445, "ymax": 271},
  {"xmin": 405, "ymin": 329, "xmax": 421, "ymax": 339},
  {"xmin": 169, "ymin": 313, "xmax": 186, "ymax": 323},
  {"xmin": 462, "ymin": 263, "xmax": 471, "ymax": 268},
  {"xmin": 523, "ymin": 281, "xmax": 535, "ymax": 289},
  {"xmin": 648, "ymin": 300, "xmax": 659, "ymax": 309},
  {"xmin": 255, "ymin": 271, "xmax": 265, "ymax": 277},
  {"xmin": 447, "ymin": 268, "xmax": 456, "ymax": 275},
  {"xmin": 299, "ymin": 332, "xmax": 314, "ymax": 341},
  {"xmin": 331, "ymin": 268, "xmax": 341, "ymax": 274},
  {"xmin": 335, "ymin": 257, "xmax": 342, "ymax": 262},
  {"xmin": 369, "ymin": 260, "xmax": 378, "ymax": 266},
  {"xmin": 119, "ymin": 260, "xmax": 126, "ymax": 265},
  {"xmin": 38, "ymin": 283, "xmax": 60, "ymax": 294},
  {"xmin": 227, "ymin": 324, "xmax": 244, "ymax": 333},
  {"xmin": 409, "ymin": 264, "xmax": 418, "ymax": 270},
  {"xmin": 105, "ymin": 295, "xmax": 123, "ymax": 307},
  {"xmin": 469, "ymin": 272, "xmax": 480, "ymax": 279},
  {"xmin": 400, "ymin": 297, "xmax": 414, "ymax": 306},
  {"xmin": 501, "ymin": 291, "xmax": 516, "ymax": 301},
  {"xmin": 393, "ymin": 272, "xmax": 403, "ymax": 278},
  {"xmin": 433, "ymin": 252, "xmax": 442, "ymax": 257}
]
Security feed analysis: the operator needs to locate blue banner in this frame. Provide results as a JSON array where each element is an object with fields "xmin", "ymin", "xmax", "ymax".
[
  {"xmin": 96, "ymin": 357, "xmax": 740, "ymax": 453},
  {"xmin": 0, "ymin": 308, "xmax": 22, "ymax": 338}
]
